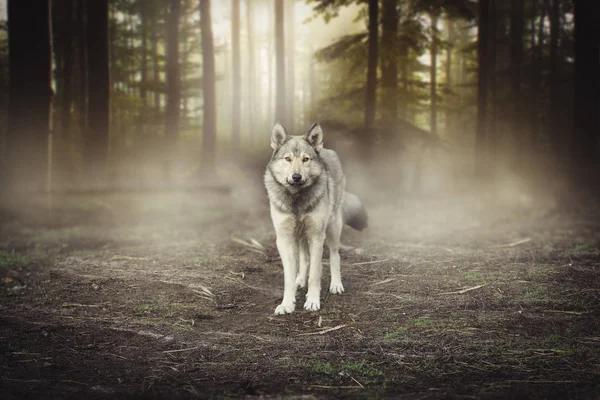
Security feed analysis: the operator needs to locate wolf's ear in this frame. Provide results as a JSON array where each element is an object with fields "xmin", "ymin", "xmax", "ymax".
[
  {"xmin": 270, "ymin": 123, "xmax": 288, "ymax": 151},
  {"xmin": 304, "ymin": 123, "xmax": 323, "ymax": 152}
]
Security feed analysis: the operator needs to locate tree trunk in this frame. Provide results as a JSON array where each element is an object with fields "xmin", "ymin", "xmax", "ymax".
[
  {"xmin": 200, "ymin": 0, "xmax": 217, "ymax": 173},
  {"xmin": 364, "ymin": 0, "xmax": 379, "ymax": 130},
  {"xmin": 274, "ymin": 0, "xmax": 286, "ymax": 127},
  {"xmin": 165, "ymin": 0, "xmax": 181, "ymax": 183},
  {"xmin": 572, "ymin": 0, "xmax": 599, "ymax": 169},
  {"xmin": 85, "ymin": 0, "xmax": 110, "ymax": 188},
  {"xmin": 381, "ymin": 0, "xmax": 398, "ymax": 125},
  {"xmin": 231, "ymin": 0, "xmax": 241, "ymax": 148},
  {"xmin": 62, "ymin": 0, "xmax": 74, "ymax": 142},
  {"xmin": 76, "ymin": 0, "xmax": 87, "ymax": 143},
  {"xmin": 140, "ymin": 5, "xmax": 149, "ymax": 105},
  {"xmin": 286, "ymin": 0, "xmax": 295, "ymax": 131},
  {"xmin": 6, "ymin": 0, "xmax": 52, "ymax": 191},
  {"xmin": 430, "ymin": 12, "xmax": 439, "ymax": 136},
  {"xmin": 246, "ymin": 0, "xmax": 257, "ymax": 142},
  {"xmin": 475, "ymin": 0, "xmax": 489, "ymax": 176},
  {"xmin": 487, "ymin": 0, "xmax": 497, "ymax": 172},
  {"xmin": 444, "ymin": 18, "xmax": 454, "ymax": 135},
  {"xmin": 510, "ymin": 0, "xmax": 524, "ymax": 165},
  {"xmin": 547, "ymin": 0, "xmax": 562, "ymax": 158},
  {"xmin": 152, "ymin": 17, "xmax": 161, "ymax": 112}
]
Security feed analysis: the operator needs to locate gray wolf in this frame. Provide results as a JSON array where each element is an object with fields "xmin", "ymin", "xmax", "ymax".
[{"xmin": 264, "ymin": 123, "xmax": 368, "ymax": 314}]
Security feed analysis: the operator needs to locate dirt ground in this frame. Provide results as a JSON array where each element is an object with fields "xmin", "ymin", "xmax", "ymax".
[{"xmin": 1, "ymin": 182, "xmax": 599, "ymax": 399}]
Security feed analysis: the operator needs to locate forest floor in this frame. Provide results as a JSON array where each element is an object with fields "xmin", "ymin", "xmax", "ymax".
[{"xmin": 1, "ymin": 181, "xmax": 599, "ymax": 399}]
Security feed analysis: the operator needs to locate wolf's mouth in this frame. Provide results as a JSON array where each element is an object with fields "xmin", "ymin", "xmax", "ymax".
[{"xmin": 287, "ymin": 180, "xmax": 306, "ymax": 187}]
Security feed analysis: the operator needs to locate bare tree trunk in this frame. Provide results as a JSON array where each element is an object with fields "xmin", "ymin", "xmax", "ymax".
[
  {"xmin": 165, "ymin": 0, "xmax": 181, "ymax": 183},
  {"xmin": 547, "ymin": 0, "xmax": 562, "ymax": 158},
  {"xmin": 286, "ymin": 0, "xmax": 295, "ymax": 130},
  {"xmin": 275, "ymin": 0, "xmax": 286, "ymax": 127},
  {"xmin": 572, "ymin": 0, "xmax": 599, "ymax": 170},
  {"xmin": 364, "ymin": 0, "xmax": 378, "ymax": 130},
  {"xmin": 76, "ymin": 0, "xmax": 87, "ymax": 144},
  {"xmin": 430, "ymin": 12, "xmax": 439, "ymax": 136},
  {"xmin": 475, "ymin": 0, "xmax": 489, "ymax": 176},
  {"xmin": 85, "ymin": 0, "xmax": 110, "ymax": 188},
  {"xmin": 140, "ymin": 5, "xmax": 148, "ymax": 105},
  {"xmin": 381, "ymin": 0, "xmax": 398, "ymax": 125},
  {"xmin": 152, "ymin": 18, "xmax": 161, "ymax": 112},
  {"xmin": 246, "ymin": 0, "xmax": 257, "ymax": 142},
  {"xmin": 510, "ymin": 0, "xmax": 524, "ymax": 166},
  {"xmin": 62, "ymin": 0, "xmax": 74, "ymax": 142},
  {"xmin": 231, "ymin": 0, "xmax": 241, "ymax": 149},
  {"xmin": 444, "ymin": 18, "xmax": 454, "ymax": 135},
  {"xmin": 6, "ymin": 0, "xmax": 52, "ymax": 191},
  {"xmin": 487, "ymin": 0, "xmax": 497, "ymax": 172},
  {"xmin": 200, "ymin": 0, "xmax": 217, "ymax": 173}
]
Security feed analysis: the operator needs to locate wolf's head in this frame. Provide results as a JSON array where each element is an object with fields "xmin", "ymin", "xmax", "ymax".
[{"xmin": 268, "ymin": 123, "xmax": 324, "ymax": 192}]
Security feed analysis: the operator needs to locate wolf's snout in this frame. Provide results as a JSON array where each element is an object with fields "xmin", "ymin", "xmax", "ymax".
[{"xmin": 292, "ymin": 173, "xmax": 302, "ymax": 182}]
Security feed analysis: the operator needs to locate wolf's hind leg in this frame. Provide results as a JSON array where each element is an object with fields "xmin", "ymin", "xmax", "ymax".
[
  {"xmin": 326, "ymin": 211, "xmax": 344, "ymax": 294},
  {"xmin": 295, "ymin": 237, "xmax": 308, "ymax": 289}
]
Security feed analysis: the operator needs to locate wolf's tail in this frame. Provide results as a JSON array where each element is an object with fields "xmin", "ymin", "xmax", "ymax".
[{"xmin": 342, "ymin": 192, "xmax": 368, "ymax": 231}]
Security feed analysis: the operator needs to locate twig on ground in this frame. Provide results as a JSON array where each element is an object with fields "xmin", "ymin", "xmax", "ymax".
[
  {"xmin": 299, "ymin": 323, "xmax": 353, "ymax": 336},
  {"xmin": 231, "ymin": 236, "xmax": 265, "ymax": 254},
  {"xmin": 372, "ymin": 278, "xmax": 396, "ymax": 286},
  {"xmin": 543, "ymin": 310, "xmax": 588, "ymax": 315},
  {"xmin": 61, "ymin": 303, "xmax": 102, "ymax": 308},
  {"xmin": 348, "ymin": 376, "xmax": 364, "ymax": 388},
  {"xmin": 438, "ymin": 284, "xmax": 488, "ymax": 295},
  {"xmin": 489, "ymin": 238, "xmax": 532, "ymax": 248},
  {"xmin": 162, "ymin": 346, "xmax": 199, "ymax": 354},
  {"xmin": 309, "ymin": 385, "xmax": 363, "ymax": 389},
  {"xmin": 111, "ymin": 255, "xmax": 150, "ymax": 261},
  {"xmin": 349, "ymin": 258, "xmax": 389, "ymax": 266}
]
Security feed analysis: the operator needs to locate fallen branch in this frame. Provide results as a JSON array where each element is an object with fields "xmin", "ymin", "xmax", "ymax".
[
  {"xmin": 299, "ymin": 323, "xmax": 353, "ymax": 336},
  {"xmin": 349, "ymin": 258, "xmax": 389, "ymax": 266},
  {"xmin": 439, "ymin": 284, "xmax": 488, "ymax": 295},
  {"xmin": 111, "ymin": 255, "xmax": 150, "ymax": 261},
  {"xmin": 162, "ymin": 346, "xmax": 199, "ymax": 354},
  {"xmin": 231, "ymin": 236, "xmax": 265, "ymax": 253},
  {"xmin": 372, "ymin": 278, "xmax": 396, "ymax": 286},
  {"xmin": 308, "ymin": 385, "xmax": 363, "ymax": 389},
  {"xmin": 543, "ymin": 310, "xmax": 588, "ymax": 315},
  {"xmin": 489, "ymin": 238, "xmax": 532, "ymax": 248}
]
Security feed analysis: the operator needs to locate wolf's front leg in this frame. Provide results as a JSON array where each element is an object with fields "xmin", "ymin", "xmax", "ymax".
[
  {"xmin": 304, "ymin": 231, "xmax": 325, "ymax": 311},
  {"xmin": 274, "ymin": 232, "xmax": 299, "ymax": 315},
  {"xmin": 295, "ymin": 237, "xmax": 308, "ymax": 289}
]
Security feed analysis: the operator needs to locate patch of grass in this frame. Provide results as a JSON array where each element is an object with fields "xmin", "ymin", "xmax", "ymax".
[
  {"xmin": 340, "ymin": 360, "xmax": 384, "ymax": 382},
  {"xmin": 523, "ymin": 286, "xmax": 546, "ymax": 299},
  {"xmin": 574, "ymin": 242, "xmax": 593, "ymax": 252},
  {"xmin": 546, "ymin": 333, "xmax": 572, "ymax": 350},
  {"xmin": 409, "ymin": 317, "xmax": 435, "ymax": 328},
  {"xmin": 299, "ymin": 360, "xmax": 334, "ymax": 375},
  {"xmin": 383, "ymin": 326, "xmax": 408, "ymax": 340},
  {"xmin": 135, "ymin": 303, "xmax": 161, "ymax": 314},
  {"xmin": 0, "ymin": 252, "xmax": 30, "ymax": 269},
  {"xmin": 35, "ymin": 294, "xmax": 61, "ymax": 304},
  {"xmin": 463, "ymin": 272, "xmax": 483, "ymax": 280}
]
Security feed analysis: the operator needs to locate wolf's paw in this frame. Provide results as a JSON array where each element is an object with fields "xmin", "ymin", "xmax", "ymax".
[
  {"xmin": 274, "ymin": 302, "xmax": 295, "ymax": 315},
  {"xmin": 329, "ymin": 282, "xmax": 345, "ymax": 294},
  {"xmin": 303, "ymin": 298, "xmax": 321, "ymax": 312},
  {"xmin": 295, "ymin": 275, "xmax": 306, "ymax": 289}
]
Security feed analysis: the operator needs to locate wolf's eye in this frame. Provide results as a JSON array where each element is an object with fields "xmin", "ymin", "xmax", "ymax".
[
  {"xmin": 302, "ymin": 157, "xmax": 310, "ymax": 163},
  {"xmin": 284, "ymin": 156, "xmax": 292, "ymax": 162}
]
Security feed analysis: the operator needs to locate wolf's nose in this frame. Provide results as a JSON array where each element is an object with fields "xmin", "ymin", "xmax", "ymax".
[{"xmin": 292, "ymin": 173, "xmax": 302, "ymax": 182}]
